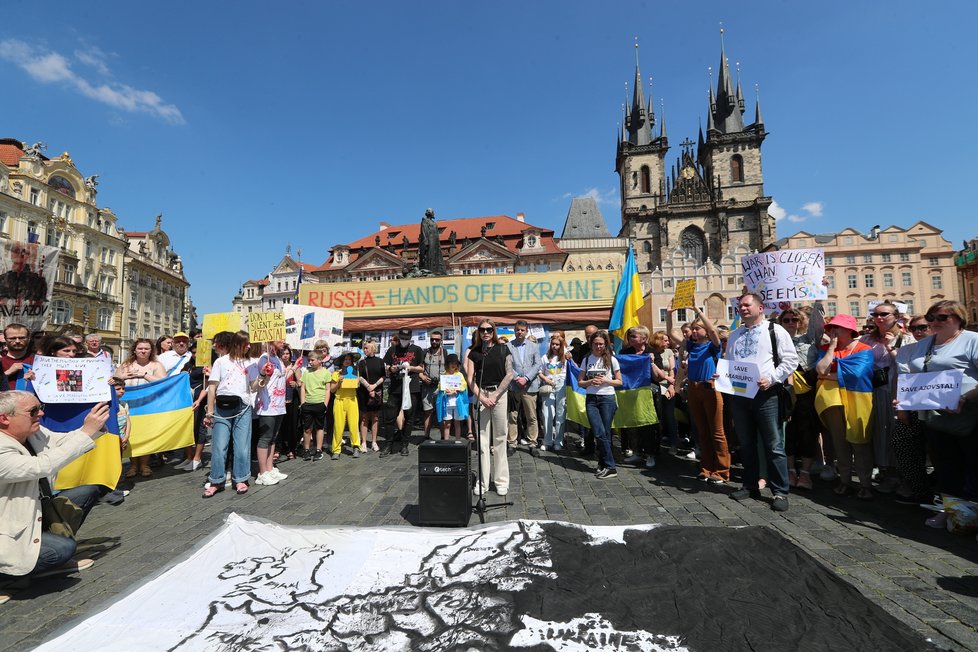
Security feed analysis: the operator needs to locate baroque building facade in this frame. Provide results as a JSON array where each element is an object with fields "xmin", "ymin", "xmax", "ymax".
[
  {"xmin": 956, "ymin": 237, "xmax": 978, "ymax": 327},
  {"xmin": 0, "ymin": 138, "xmax": 192, "ymax": 360}
]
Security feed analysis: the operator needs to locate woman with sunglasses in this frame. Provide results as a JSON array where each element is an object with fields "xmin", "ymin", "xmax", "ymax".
[
  {"xmin": 895, "ymin": 301, "xmax": 978, "ymax": 508},
  {"xmin": 859, "ymin": 301, "xmax": 914, "ymax": 494},
  {"xmin": 814, "ymin": 314, "xmax": 876, "ymax": 499},
  {"xmin": 465, "ymin": 320, "xmax": 513, "ymax": 497},
  {"xmin": 778, "ymin": 306, "xmax": 825, "ymax": 490},
  {"xmin": 890, "ymin": 316, "xmax": 934, "ymax": 504}
]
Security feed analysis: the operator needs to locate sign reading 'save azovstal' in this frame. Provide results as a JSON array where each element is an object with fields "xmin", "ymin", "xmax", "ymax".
[{"xmin": 298, "ymin": 270, "xmax": 620, "ymax": 318}]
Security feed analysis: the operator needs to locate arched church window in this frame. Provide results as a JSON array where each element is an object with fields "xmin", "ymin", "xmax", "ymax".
[
  {"xmin": 730, "ymin": 155, "xmax": 744, "ymax": 183},
  {"xmin": 640, "ymin": 166, "xmax": 651, "ymax": 194},
  {"xmin": 680, "ymin": 226, "xmax": 707, "ymax": 266},
  {"xmin": 643, "ymin": 241, "xmax": 652, "ymax": 253}
]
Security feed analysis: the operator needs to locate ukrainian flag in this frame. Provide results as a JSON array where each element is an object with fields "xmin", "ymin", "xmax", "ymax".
[
  {"xmin": 45, "ymin": 390, "xmax": 122, "ymax": 491},
  {"xmin": 609, "ymin": 244, "xmax": 644, "ymax": 345},
  {"xmin": 565, "ymin": 355, "xmax": 658, "ymax": 429},
  {"xmin": 123, "ymin": 374, "xmax": 195, "ymax": 457},
  {"xmin": 814, "ymin": 342, "xmax": 875, "ymax": 444}
]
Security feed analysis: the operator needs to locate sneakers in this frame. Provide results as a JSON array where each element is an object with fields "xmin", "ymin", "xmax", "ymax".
[
  {"xmin": 268, "ymin": 468, "xmax": 287, "ymax": 480},
  {"xmin": 34, "ymin": 558, "xmax": 95, "ymax": 578},
  {"xmin": 313, "ymin": 450, "xmax": 324, "ymax": 461},
  {"xmin": 771, "ymin": 495, "xmax": 790, "ymax": 512},
  {"xmin": 795, "ymin": 470, "xmax": 813, "ymax": 490},
  {"xmin": 173, "ymin": 459, "xmax": 191, "ymax": 471},
  {"xmin": 302, "ymin": 448, "xmax": 312, "ymax": 461},
  {"xmin": 184, "ymin": 459, "xmax": 203, "ymax": 472},
  {"xmin": 925, "ymin": 512, "xmax": 948, "ymax": 529},
  {"xmin": 684, "ymin": 450, "xmax": 699, "ymax": 461},
  {"xmin": 400, "ymin": 445, "xmax": 410, "ymax": 456},
  {"xmin": 645, "ymin": 456, "xmax": 656, "ymax": 469},
  {"xmin": 596, "ymin": 468, "xmax": 618, "ymax": 479},
  {"xmin": 255, "ymin": 471, "xmax": 280, "ymax": 486},
  {"xmin": 623, "ymin": 454, "xmax": 643, "ymax": 465},
  {"xmin": 330, "ymin": 453, "xmax": 340, "ymax": 461},
  {"xmin": 352, "ymin": 448, "xmax": 360, "ymax": 459},
  {"xmin": 819, "ymin": 465, "xmax": 838, "ymax": 482},
  {"xmin": 539, "ymin": 445, "xmax": 548, "ymax": 452},
  {"xmin": 706, "ymin": 477, "xmax": 725, "ymax": 486},
  {"xmin": 379, "ymin": 446, "xmax": 393, "ymax": 457},
  {"xmin": 496, "ymin": 487, "xmax": 509, "ymax": 497},
  {"xmin": 730, "ymin": 488, "xmax": 761, "ymax": 501}
]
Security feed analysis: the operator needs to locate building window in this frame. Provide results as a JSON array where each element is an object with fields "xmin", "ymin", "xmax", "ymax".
[
  {"xmin": 0, "ymin": 211, "xmax": 6, "ymax": 234},
  {"xmin": 796, "ymin": 239, "xmax": 807, "ymax": 246},
  {"xmin": 51, "ymin": 300, "xmax": 72, "ymax": 325},
  {"xmin": 640, "ymin": 166, "xmax": 651, "ymax": 194},
  {"xmin": 826, "ymin": 276, "xmax": 835, "ymax": 289},
  {"xmin": 61, "ymin": 265, "xmax": 74, "ymax": 285},
  {"xmin": 929, "ymin": 257, "xmax": 939, "ymax": 266},
  {"xmin": 883, "ymin": 273, "xmax": 894, "ymax": 288},
  {"xmin": 730, "ymin": 155, "xmax": 744, "ymax": 183},
  {"xmin": 849, "ymin": 301, "xmax": 861, "ymax": 317},
  {"xmin": 882, "ymin": 253, "xmax": 892, "ymax": 263},
  {"xmin": 888, "ymin": 234, "xmax": 898, "ymax": 242},
  {"xmin": 96, "ymin": 308, "xmax": 113, "ymax": 330},
  {"xmin": 845, "ymin": 255, "xmax": 856, "ymax": 264},
  {"xmin": 863, "ymin": 254, "xmax": 873, "ymax": 264},
  {"xmin": 899, "ymin": 252, "xmax": 910, "ymax": 262},
  {"xmin": 824, "ymin": 256, "xmax": 833, "ymax": 265},
  {"xmin": 675, "ymin": 308, "xmax": 688, "ymax": 321},
  {"xmin": 932, "ymin": 275, "xmax": 943, "ymax": 290},
  {"xmin": 659, "ymin": 308, "xmax": 668, "ymax": 323},
  {"xmin": 901, "ymin": 272, "xmax": 912, "ymax": 287},
  {"xmin": 864, "ymin": 274, "xmax": 875, "ymax": 288},
  {"xmin": 48, "ymin": 175, "xmax": 75, "ymax": 198},
  {"xmin": 29, "ymin": 187, "xmax": 40, "ymax": 205},
  {"xmin": 827, "ymin": 301, "xmax": 837, "ymax": 315},
  {"xmin": 27, "ymin": 221, "xmax": 38, "ymax": 240},
  {"xmin": 130, "ymin": 293, "xmax": 138, "ymax": 310},
  {"xmin": 904, "ymin": 300, "xmax": 915, "ymax": 314},
  {"xmin": 680, "ymin": 226, "xmax": 707, "ymax": 266},
  {"xmin": 847, "ymin": 274, "xmax": 857, "ymax": 289}
]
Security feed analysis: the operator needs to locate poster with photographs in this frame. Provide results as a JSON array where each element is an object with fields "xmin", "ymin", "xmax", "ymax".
[
  {"xmin": 0, "ymin": 240, "xmax": 59, "ymax": 333},
  {"xmin": 31, "ymin": 355, "xmax": 114, "ymax": 404}
]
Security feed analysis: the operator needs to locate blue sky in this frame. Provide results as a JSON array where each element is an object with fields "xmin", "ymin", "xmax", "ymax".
[{"xmin": 1, "ymin": 1, "xmax": 974, "ymax": 316}]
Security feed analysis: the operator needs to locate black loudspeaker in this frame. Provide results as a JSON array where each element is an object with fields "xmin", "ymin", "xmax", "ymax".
[{"xmin": 418, "ymin": 440, "xmax": 472, "ymax": 527}]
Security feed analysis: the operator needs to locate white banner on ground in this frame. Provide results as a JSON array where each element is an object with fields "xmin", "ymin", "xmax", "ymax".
[
  {"xmin": 34, "ymin": 514, "xmax": 682, "ymax": 652},
  {"xmin": 713, "ymin": 359, "xmax": 760, "ymax": 399},
  {"xmin": 0, "ymin": 240, "xmax": 58, "ymax": 333},
  {"xmin": 31, "ymin": 355, "xmax": 113, "ymax": 403},
  {"xmin": 895, "ymin": 369, "xmax": 964, "ymax": 411},
  {"xmin": 283, "ymin": 304, "xmax": 344, "ymax": 351}
]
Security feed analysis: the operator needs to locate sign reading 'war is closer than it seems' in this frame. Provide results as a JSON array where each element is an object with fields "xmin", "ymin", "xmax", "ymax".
[{"xmin": 741, "ymin": 248, "xmax": 827, "ymax": 311}]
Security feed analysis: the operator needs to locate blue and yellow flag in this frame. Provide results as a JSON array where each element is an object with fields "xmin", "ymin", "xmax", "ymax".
[
  {"xmin": 814, "ymin": 342, "xmax": 874, "ymax": 444},
  {"xmin": 44, "ymin": 389, "xmax": 122, "ymax": 491},
  {"xmin": 609, "ymin": 245, "xmax": 644, "ymax": 344},
  {"xmin": 565, "ymin": 355, "xmax": 658, "ymax": 429},
  {"xmin": 123, "ymin": 373, "xmax": 195, "ymax": 457}
]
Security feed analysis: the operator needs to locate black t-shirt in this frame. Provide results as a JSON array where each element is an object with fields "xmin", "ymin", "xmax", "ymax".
[
  {"xmin": 383, "ymin": 344, "xmax": 424, "ymax": 393},
  {"xmin": 469, "ymin": 343, "xmax": 510, "ymax": 387}
]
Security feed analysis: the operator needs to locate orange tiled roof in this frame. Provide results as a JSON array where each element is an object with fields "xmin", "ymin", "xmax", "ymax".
[
  {"xmin": 0, "ymin": 141, "xmax": 25, "ymax": 166},
  {"xmin": 122, "ymin": 231, "xmax": 148, "ymax": 238}
]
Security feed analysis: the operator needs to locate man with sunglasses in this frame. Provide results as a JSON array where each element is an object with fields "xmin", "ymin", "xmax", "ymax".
[
  {"xmin": 0, "ymin": 391, "xmax": 110, "ymax": 583},
  {"xmin": 419, "ymin": 329, "xmax": 446, "ymax": 439},
  {"xmin": 381, "ymin": 328, "xmax": 424, "ymax": 456}
]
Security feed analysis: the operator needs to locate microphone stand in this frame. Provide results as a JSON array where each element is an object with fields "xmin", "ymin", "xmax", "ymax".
[{"xmin": 474, "ymin": 338, "xmax": 513, "ymax": 523}]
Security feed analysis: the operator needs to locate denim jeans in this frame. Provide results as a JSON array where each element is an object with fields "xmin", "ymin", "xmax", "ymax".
[
  {"xmin": 586, "ymin": 394, "xmax": 618, "ymax": 470},
  {"xmin": 209, "ymin": 404, "xmax": 253, "ymax": 485},
  {"xmin": 0, "ymin": 531, "xmax": 77, "ymax": 580},
  {"xmin": 729, "ymin": 389, "xmax": 788, "ymax": 495},
  {"xmin": 540, "ymin": 387, "xmax": 566, "ymax": 448}
]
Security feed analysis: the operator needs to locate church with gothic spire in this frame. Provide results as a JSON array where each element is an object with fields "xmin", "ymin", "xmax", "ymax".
[{"xmin": 616, "ymin": 31, "xmax": 777, "ymax": 326}]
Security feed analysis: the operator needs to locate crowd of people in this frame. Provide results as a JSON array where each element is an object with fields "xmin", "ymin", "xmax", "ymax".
[{"xmin": 1, "ymin": 294, "xmax": 977, "ymax": 590}]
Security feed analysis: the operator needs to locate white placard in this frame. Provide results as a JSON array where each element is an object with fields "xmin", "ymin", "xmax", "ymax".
[
  {"xmin": 439, "ymin": 374, "xmax": 463, "ymax": 392},
  {"xmin": 741, "ymin": 248, "xmax": 827, "ymax": 307},
  {"xmin": 283, "ymin": 304, "xmax": 344, "ymax": 351},
  {"xmin": 713, "ymin": 359, "xmax": 760, "ymax": 399},
  {"xmin": 868, "ymin": 299, "xmax": 908, "ymax": 315},
  {"xmin": 32, "ymin": 355, "xmax": 113, "ymax": 404},
  {"xmin": 896, "ymin": 369, "xmax": 964, "ymax": 411}
]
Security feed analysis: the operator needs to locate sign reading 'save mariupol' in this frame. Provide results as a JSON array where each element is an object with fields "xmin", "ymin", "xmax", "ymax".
[{"xmin": 298, "ymin": 271, "xmax": 620, "ymax": 318}]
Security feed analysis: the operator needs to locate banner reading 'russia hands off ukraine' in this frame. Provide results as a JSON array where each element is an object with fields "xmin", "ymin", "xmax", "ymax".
[{"xmin": 565, "ymin": 355, "xmax": 658, "ymax": 429}]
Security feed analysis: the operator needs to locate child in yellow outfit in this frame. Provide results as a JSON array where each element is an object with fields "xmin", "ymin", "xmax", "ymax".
[{"xmin": 329, "ymin": 351, "xmax": 362, "ymax": 459}]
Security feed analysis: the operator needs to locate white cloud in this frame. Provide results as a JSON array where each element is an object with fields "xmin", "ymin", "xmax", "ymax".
[
  {"xmin": 802, "ymin": 202, "xmax": 823, "ymax": 217},
  {"xmin": 769, "ymin": 200, "xmax": 786, "ymax": 221},
  {"xmin": 0, "ymin": 39, "xmax": 184, "ymax": 125}
]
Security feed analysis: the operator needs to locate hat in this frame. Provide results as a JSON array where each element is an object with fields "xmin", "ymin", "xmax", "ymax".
[
  {"xmin": 397, "ymin": 328, "xmax": 412, "ymax": 340},
  {"xmin": 333, "ymin": 347, "xmax": 362, "ymax": 363},
  {"xmin": 172, "ymin": 332, "xmax": 190, "ymax": 340},
  {"xmin": 825, "ymin": 314, "xmax": 859, "ymax": 335}
]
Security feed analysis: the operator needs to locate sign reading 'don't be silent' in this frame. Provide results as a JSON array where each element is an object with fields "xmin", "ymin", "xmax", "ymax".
[{"xmin": 248, "ymin": 312, "xmax": 285, "ymax": 342}]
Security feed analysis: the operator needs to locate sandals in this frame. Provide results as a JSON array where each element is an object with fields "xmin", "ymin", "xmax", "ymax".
[
  {"xmin": 140, "ymin": 467, "xmax": 153, "ymax": 477},
  {"xmin": 235, "ymin": 482, "xmax": 249, "ymax": 495},
  {"xmin": 124, "ymin": 466, "xmax": 137, "ymax": 479},
  {"xmin": 202, "ymin": 483, "xmax": 224, "ymax": 498},
  {"xmin": 833, "ymin": 484, "xmax": 851, "ymax": 496},
  {"xmin": 371, "ymin": 442, "xmax": 380, "ymax": 452}
]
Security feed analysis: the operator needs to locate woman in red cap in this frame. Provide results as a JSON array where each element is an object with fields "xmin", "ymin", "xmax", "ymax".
[{"xmin": 814, "ymin": 314, "xmax": 876, "ymax": 499}]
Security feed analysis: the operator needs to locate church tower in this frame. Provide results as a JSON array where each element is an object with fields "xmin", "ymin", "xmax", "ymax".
[{"xmin": 616, "ymin": 41, "xmax": 669, "ymax": 226}]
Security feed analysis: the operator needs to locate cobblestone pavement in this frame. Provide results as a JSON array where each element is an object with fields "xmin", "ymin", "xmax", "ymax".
[{"xmin": 2, "ymin": 433, "xmax": 978, "ymax": 651}]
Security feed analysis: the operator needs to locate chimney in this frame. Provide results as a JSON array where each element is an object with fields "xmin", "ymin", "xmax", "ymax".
[
  {"xmin": 516, "ymin": 212, "xmax": 525, "ymax": 223},
  {"xmin": 379, "ymin": 222, "xmax": 390, "ymax": 231}
]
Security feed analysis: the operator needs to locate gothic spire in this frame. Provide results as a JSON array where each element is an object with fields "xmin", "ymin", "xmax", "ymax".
[
  {"xmin": 753, "ymin": 84, "xmax": 765, "ymax": 127},
  {"xmin": 712, "ymin": 24, "xmax": 744, "ymax": 134},
  {"xmin": 659, "ymin": 99, "xmax": 667, "ymax": 140},
  {"xmin": 625, "ymin": 38, "xmax": 653, "ymax": 146}
]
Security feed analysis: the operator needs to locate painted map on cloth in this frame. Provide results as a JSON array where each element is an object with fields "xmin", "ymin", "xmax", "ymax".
[{"xmin": 36, "ymin": 515, "xmax": 931, "ymax": 652}]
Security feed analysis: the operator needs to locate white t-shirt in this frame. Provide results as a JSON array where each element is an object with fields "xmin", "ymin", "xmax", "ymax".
[
  {"xmin": 210, "ymin": 355, "xmax": 258, "ymax": 406},
  {"xmin": 582, "ymin": 354, "xmax": 620, "ymax": 396},
  {"xmin": 254, "ymin": 353, "xmax": 287, "ymax": 416},
  {"xmin": 158, "ymin": 350, "xmax": 192, "ymax": 377}
]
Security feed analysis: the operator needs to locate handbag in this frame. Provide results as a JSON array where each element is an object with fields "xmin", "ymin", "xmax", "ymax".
[
  {"xmin": 871, "ymin": 367, "xmax": 889, "ymax": 388},
  {"xmin": 769, "ymin": 322, "xmax": 797, "ymax": 423},
  {"xmin": 215, "ymin": 394, "xmax": 242, "ymax": 410},
  {"xmin": 538, "ymin": 384, "xmax": 553, "ymax": 395},
  {"xmin": 24, "ymin": 442, "xmax": 85, "ymax": 539}
]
